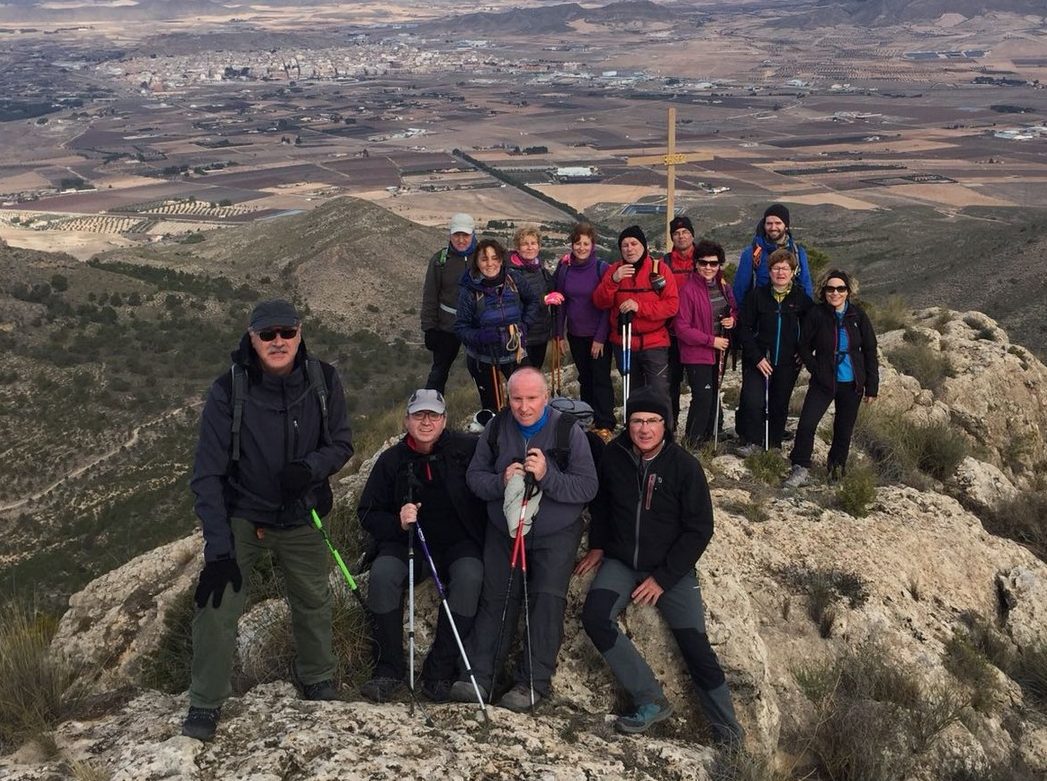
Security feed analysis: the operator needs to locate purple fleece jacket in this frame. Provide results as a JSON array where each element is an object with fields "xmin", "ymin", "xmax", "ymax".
[
  {"xmin": 675, "ymin": 274, "xmax": 738, "ymax": 366},
  {"xmin": 552, "ymin": 252, "xmax": 610, "ymax": 343}
]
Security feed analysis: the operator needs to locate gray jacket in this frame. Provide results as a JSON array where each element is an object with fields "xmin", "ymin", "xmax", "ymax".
[
  {"xmin": 421, "ymin": 245, "xmax": 475, "ymax": 333},
  {"xmin": 466, "ymin": 408, "xmax": 598, "ymax": 536}
]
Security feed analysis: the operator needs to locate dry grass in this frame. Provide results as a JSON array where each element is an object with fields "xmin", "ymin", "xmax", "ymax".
[{"xmin": 0, "ymin": 601, "xmax": 85, "ymax": 753}]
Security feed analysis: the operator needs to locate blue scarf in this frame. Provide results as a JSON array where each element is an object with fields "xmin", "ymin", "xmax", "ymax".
[
  {"xmin": 516, "ymin": 406, "xmax": 550, "ymax": 440},
  {"xmin": 449, "ymin": 234, "xmax": 477, "ymax": 258}
]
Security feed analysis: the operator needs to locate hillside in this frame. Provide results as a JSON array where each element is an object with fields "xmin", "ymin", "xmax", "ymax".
[
  {"xmin": 1, "ymin": 309, "xmax": 1045, "ymax": 780},
  {"xmin": 0, "ymin": 197, "xmax": 446, "ymax": 604}
]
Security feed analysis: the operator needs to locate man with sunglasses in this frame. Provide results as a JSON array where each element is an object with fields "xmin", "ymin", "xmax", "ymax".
[
  {"xmin": 184, "ymin": 299, "xmax": 353, "ymax": 741},
  {"xmin": 575, "ymin": 387, "xmax": 743, "ymax": 743},
  {"xmin": 356, "ymin": 388, "xmax": 486, "ymax": 703}
]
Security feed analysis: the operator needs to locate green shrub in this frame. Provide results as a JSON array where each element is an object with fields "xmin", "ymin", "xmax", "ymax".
[
  {"xmin": 0, "ymin": 601, "xmax": 83, "ymax": 752},
  {"xmin": 981, "ymin": 492, "xmax": 1047, "ymax": 563},
  {"xmin": 793, "ymin": 642, "xmax": 965, "ymax": 781},
  {"xmin": 745, "ymin": 449, "xmax": 789, "ymax": 485},
  {"xmin": 836, "ymin": 465, "xmax": 877, "ymax": 517},
  {"xmin": 711, "ymin": 744, "xmax": 782, "ymax": 781},
  {"xmin": 943, "ymin": 630, "xmax": 997, "ymax": 712},
  {"xmin": 853, "ymin": 407, "xmax": 967, "ymax": 485},
  {"xmin": 139, "ymin": 588, "xmax": 195, "ymax": 693},
  {"xmin": 886, "ymin": 342, "xmax": 955, "ymax": 394},
  {"xmin": 1014, "ymin": 643, "xmax": 1047, "ymax": 711},
  {"xmin": 865, "ymin": 295, "xmax": 911, "ymax": 333},
  {"xmin": 775, "ymin": 564, "xmax": 869, "ymax": 637}
]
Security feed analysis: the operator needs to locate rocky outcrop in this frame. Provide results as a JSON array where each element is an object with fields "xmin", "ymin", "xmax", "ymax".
[{"xmin": 7, "ymin": 309, "xmax": 1045, "ymax": 779}]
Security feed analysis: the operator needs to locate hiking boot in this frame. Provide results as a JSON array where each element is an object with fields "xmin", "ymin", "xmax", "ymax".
[
  {"xmin": 591, "ymin": 427, "xmax": 614, "ymax": 444},
  {"xmin": 181, "ymin": 706, "xmax": 221, "ymax": 741},
  {"xmin": 302, "ymin": 679, "xmax": 340, "ymax": 701},
  {"xmin": 359, "ymin": 677, "xmax": 402, "ymax": 703},
  {"xmin": 615, "ymin": 702, "xmax": 674, "ymax": 734},
  {"xmin": 497, "ymin": 684, "xmax": 542, "ymax": 712},
  {"xmin": 450, "ymin": 679, "xmax": 488, "ymax": 703},
  {"xmin": 783, "ymin": 464, "xmax": 809, "ymax": 489},
  {"xmin": 421, "ymin": 678, "xmax": 454, "ymax": 703},
  {"xmin": 735, "ymin": 442, "xmax": 760, "ymax": 458}
]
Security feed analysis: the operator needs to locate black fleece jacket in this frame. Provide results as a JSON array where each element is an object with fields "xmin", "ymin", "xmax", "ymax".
[
  {"xmin": 357, "ymin": 430, "xmax": 486, "ymax": 550},
  {"xmin": 799, "ymin": 302, "xmax": 880, "ymax": 398},
  {"xmin": 588, "ymin": 433, "xmax": 714, "ymax": 590},
  {"xmin": 736, "ymin": 283, "xmax": 813, "ymax": 369},
  {"xmin": 190, "ymin": 334, "xmax": 354, "ymax": 561}
]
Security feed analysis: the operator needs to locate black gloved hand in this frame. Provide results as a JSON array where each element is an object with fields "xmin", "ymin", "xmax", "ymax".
[
  {"xmin": 279, "ymin": 461, "xmax": 313, "ymax": 501},
  {"xmin": 194, "ymin": 557, "xmax": 243, "ymax": 609},
  {"xmin": 424, "ymin": 328, "xmax": 438, "ymax": 351}
]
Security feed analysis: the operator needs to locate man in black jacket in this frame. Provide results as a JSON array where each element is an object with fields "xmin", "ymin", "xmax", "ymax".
[
  {"xmin": 576, "ymin": 387, "xmax": 742, "ymax": 743},
  {"xmin": 356, "ymin": 389, "xmax": 485, "ymax": 703},
  {"xmin": 183, "ymin": 299, "xmax": 354, "ymax": 741}
]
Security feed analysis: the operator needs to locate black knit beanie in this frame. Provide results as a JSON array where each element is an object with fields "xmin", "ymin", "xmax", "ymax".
[
  {"xmin": 763, "ymin": 203, "xmax": 790, "ymax": 226},
  {"xmin": 626, "ymin": 386, "xmax": 670, "ymax": 423},
  {"xmin": 617, "ymin": 225, "xmax": 648, "ymax": 259},
  {"xmin": 669, "ymin": 215, "xmax": 695, "ymax": 237}
]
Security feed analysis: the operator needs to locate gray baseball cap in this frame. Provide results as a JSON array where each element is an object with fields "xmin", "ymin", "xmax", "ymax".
[{"xmin": 406, "ymin": 388, "xmax": 446, "ymax": 415}]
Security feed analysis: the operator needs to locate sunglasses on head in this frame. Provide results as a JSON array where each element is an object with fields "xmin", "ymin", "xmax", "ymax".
[
  {"xmin": 696, "ymin": 259, "xmax": 722, "ymax": 268},
  {"xmin": 824, "ymin": 285, "xmax": 849, "ymax": 294},
  {"xmin": 257, "ymin": 327, "xmax": 299, "ymax": 341}
]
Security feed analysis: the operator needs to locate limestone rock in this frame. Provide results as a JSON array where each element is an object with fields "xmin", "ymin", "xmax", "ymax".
[
  {"xmin": 51, "ymin": 535, "xmax": 202, "ymax": 687},
  {"xmin": 951, "ymin": 456, "xmax": 1019, "ymax": 513}
]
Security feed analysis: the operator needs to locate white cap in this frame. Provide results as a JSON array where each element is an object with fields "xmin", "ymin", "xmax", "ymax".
[{"xmin": 448, "ymin": 213, "xmax": 475, "ymax": 235}]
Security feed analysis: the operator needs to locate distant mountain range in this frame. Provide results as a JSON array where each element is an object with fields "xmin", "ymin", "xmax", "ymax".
[{"xmin": 2, "ymin": 1, "xmax": 1039, "ymax": 27}]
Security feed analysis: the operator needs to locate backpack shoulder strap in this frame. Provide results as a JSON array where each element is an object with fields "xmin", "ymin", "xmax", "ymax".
[
  {"xmin": 306, "ymin": 358, "xmax": 332, "ymax": 446},
  {"xmin": 229, "ymin": 364, "xmax": 247, "ymax": 464},
  {"xmin": 549, "ymin": 412, "xmax": 575, "ymax": 472}
]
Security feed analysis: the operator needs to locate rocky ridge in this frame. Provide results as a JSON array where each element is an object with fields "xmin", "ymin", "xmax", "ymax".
[{"xmin": 2, "ymin": 310, "xmax": 1046, "ymax": 780}]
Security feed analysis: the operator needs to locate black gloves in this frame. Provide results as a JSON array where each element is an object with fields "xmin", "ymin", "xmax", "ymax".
[
  {"xmin": 194, "ymin": 557, "xmax": 243, "ymax": 609},
  {"xmin": 279, "ymin": 461, "xmax": 313, "ymax": 502}
]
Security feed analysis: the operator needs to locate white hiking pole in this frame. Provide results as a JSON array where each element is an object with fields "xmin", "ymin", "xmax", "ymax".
[
  {"xmin": 621, "ymin": 312, "xmax": 633, "ymax": 421},
  {"xmin": 408, "ymin": 525, "xmax": 416, "ymax": 698},
  {"xmin": 764, "ymin": 374, "xmax": 771, "ymax": 451},
  {"xmin": 713, "ymin": 348, "xmax": 725, "ymax": 450}
]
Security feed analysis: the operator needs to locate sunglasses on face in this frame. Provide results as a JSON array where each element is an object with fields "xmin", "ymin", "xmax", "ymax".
[
  {"xmin": 696, "ymin": 260, "xmax": 722, "ymax": 268},
  {"xmin": 824, "ymin": 285, "xmax": 849, "ymax": 294},
  {"xmin": 257, "ymin": 328, "xmax": 299, "ymax": 341}
]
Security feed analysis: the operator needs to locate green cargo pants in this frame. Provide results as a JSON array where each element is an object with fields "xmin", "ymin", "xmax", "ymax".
[{"xmin": 189, "ymin": 517, "xmax": 336, "ymax": 709}]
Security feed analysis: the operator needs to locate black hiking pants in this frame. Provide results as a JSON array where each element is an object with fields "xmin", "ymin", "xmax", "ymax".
[
  {"xmin": 425, "ymin": 329, "xmax": 461, "ymax": 394},
  {"xmin": 568, "ymin": 334, "xmax": 615, "ymax": 430},
  {"xmin": 790, "ymin": 380, "xmax": 862, "ymax": 471},
  {"xmin": 737, "ymin": 361, "xmax": 799, "ymax": 448}
]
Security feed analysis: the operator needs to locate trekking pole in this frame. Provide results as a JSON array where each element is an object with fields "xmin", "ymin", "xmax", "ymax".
[
  {"xmin": 488, "ymin": 472, "xmax": 538, "ymax": 708},
  {"xmin": 411, "ymin": 518, "xmax": 490, "ymax": 722},
  {"xmin": 490, "ymin": 362, "xmax": 502, "ymax": 411},
  {"xmin": 620, "ymin": 311, "xmax": 633, "ymax": 422},
  {"xmin": 310, "ymin": 508, "xmax": 368, "ymax": 613},
  {"xmin": 312, "ymin": 507, "xmax": 433, "ymax": 726},
  {"xmin": 517, "ymin": 516, "xmax": 536, "ymax": 713},
  {"xmin": 714, "ymin": 348, "xmax": 725, "ymax": 451},
  {"xmin": 764, "ymin": 374, "xmax": 771, "ymax": 452},
  {"xmin": 550, "ymin": 336, "xmax": 562, "ymax": 396}
]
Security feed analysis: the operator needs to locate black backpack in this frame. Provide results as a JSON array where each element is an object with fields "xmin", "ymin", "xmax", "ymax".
[{"xmin": 486, "ymin": 399, "xmax": 604, "ymax": 472}]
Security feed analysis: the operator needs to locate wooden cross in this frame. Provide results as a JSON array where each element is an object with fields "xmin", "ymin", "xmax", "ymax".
[{"xmin": 626, "ymin": 106, "xmax": 714, "ymax": 250}]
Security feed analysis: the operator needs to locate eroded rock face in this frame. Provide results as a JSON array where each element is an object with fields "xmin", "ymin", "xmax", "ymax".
[
  {"xmin": 31, "ymin": 310, "xmax": 1047, "ymax": 779},
  {"xmin": 51, "ymin": 535, "xmax": 202, "ymax": 686},
  {"xmin": 877, "ymin": 309, "xmax": 1047, "ymax": 489}
]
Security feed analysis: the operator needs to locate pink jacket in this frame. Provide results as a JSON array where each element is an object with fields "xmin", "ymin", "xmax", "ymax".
[{"xmin": 675, "ymin": 274, "xmax": 737, "ymax": 365}]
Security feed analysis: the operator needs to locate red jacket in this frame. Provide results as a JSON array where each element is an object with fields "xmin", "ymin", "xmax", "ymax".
[
  {"xmin": 593, "ymin": 254, "xmax": 679, "ymax": 350},
  {"xmin": 663, "ymin": 247, "xmax": 697, "ymax": 335}
]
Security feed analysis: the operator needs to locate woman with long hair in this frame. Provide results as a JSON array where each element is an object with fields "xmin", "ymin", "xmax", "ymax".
[
  {"xmin": 784, "ymin": 269, "xmax": 879, "ymax": 487},
  {"xmin": 454, "ymin": 238, "xmax": 539, "ymax": 413}
]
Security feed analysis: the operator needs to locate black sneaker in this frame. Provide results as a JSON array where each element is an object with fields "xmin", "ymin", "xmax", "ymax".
[
  {"xmin": 181, "ymin": 706, "xmax": 221, "ymax": 741},
  {"xmin": 421, "ymin": 678, "xmax": 454, "ymax": 703},
  {"xmin": 359, "ymin": 676, "xmax": 403, "ymax": 703},
  {"xmin": 302, "ymin": 679, "xmax": 340, "ymax": 701}
]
